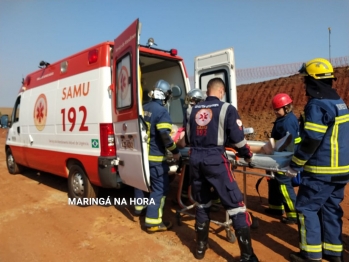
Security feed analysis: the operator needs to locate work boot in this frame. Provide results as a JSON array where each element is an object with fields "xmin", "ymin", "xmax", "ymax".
[
  {"xmin": 289, "ymin": 252, "xmax": 321, "ymax": 262},
  {"xmin": 235, "ymin": 226, "xmax": 259, "ymax": 262},
  {"xmin": 146, "ymin": 221, "xmax": 173, "ymax": 233},
  {"xmin": 194, "ymin": 220, "xmax": 210, "ymax": 260},
  {"xmin": 275, "ymin": 133, "xmax": 293, "ymax": 152},
  {"xmin": 281, "ymin": 217, "xmax": 297, "ymax": 224},
  {"xmin": 322, "ymin": 253, "xmax": 344, "ymax": 262}
]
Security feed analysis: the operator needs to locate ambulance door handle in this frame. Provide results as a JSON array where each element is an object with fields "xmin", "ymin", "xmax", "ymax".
[
  {"xmin": 123, "ymin": 123, "xmax": 127, "ymax": 131},
  {"xmin": 17, "ymin": 126, "xmax": 20, "ymax": 134}
]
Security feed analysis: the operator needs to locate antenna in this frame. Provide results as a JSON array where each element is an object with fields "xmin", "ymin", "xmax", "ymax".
[{"xmin": 328, "ymin": 27, "xmax": 331, "ymax": 63}]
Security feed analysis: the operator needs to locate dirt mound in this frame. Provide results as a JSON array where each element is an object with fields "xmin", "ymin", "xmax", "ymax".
[{"xmin": 238, "ymin": 66, "xmax": 349, "ymax": 140}]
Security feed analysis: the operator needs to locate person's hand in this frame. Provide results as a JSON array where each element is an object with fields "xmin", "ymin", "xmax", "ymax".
[
  {"xmin": 172, "ymin": 152, "xmax": 181, "ymax": 161},
  {"xmin": 244, "ymin": 153, "xmax": 254, "ymax": 163},
  {"xmin": 285, "ymin": 166, "xmax": 298, "ymax": 178}
]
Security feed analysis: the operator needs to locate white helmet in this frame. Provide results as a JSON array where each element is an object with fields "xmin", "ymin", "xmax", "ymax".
[
  {"xmin": 185, "ymin": 88, "xmax": 205, "ymax": 106},
  {"xmin": 151, "ymin": 79, "xmax": 172, "ymax": 105}
]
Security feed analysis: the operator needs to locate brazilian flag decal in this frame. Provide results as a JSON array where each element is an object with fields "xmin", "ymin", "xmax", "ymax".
[{"xmin": 91, "ymin": 139, "xmax": 99, "ymax": 148}]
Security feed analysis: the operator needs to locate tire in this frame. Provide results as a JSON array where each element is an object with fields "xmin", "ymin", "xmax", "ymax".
[
  {"xmin": 6, "ymin": 148, "xmax": 23, "ymax": 174},
  {"xmin": 67, "ymin": 164, "xmax": 98, "ymax": 203},
  {"xmin": 226, "ymin": 229, "xmax": 236, "ymax": 243}
]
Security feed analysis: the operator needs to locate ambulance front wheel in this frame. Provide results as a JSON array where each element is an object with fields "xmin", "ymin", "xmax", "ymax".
[
  {"xmin": 6, "ymin": 147, "xmax": 24, "ymax": 174},
  {"xmin": 68, "ymin": 164, "xmax": 98, "ymax": 202}
]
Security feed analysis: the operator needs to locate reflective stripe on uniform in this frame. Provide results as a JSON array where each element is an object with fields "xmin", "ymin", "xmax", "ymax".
[
  {"xmin": 322, "ymin": 242, "xmax": 343, "ymax": 252},
  {"xmin": 227, "ymin": 205, "xmax": 247, "ymax": 216},
  {"xmin": 217, "ymin": 103, "xmax": 229, "ymax": 146},
  {"xmin": 186, "ymin": 106, "xmax": 193, "ymax": 144},
  {"xmin": 145, "ymin": 196, "xmax": 166, "ymax": 225},
  {"xmin": 156, "ymin": 123, "xmax": 172, "ymax": 130},
  {"xmin": 292, "ymin": 155, "xmax": 307, "ymax": 166},
  {"xmin": 299, "ymin": 213, "xmax": 322, "ymax": 253},
  {"xmin": 295, "ymin": 137, "xmax": 302, "ymax": 144},
  {"xmin": 280, "ymin": 184, "xmax": 296, "ymax": 215},
  {"xmin": 304, "ymin": 122, "xmax": 328, "ymax": 133},
  {"xmin": 303, "ymin": 165, "xmax": 349, "ymax": 174},
  {"xmin": 148, "ymin": 155, "xmax": 166, "ymax": 162}
]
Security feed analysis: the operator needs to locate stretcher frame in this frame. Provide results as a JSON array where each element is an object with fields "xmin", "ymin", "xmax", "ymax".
[{"xmin": 173, "ymin": 147, "xmax": 293, "ymax": 243}]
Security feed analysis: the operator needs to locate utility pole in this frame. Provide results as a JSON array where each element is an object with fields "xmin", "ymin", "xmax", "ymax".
[{"xmin": 328, "ymin": 27, "xmax": 331, "ymax": 63}]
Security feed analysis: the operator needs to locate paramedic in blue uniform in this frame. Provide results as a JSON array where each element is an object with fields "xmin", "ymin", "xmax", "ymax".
[
  {"xmin": 175, "ymin": 88, "xmax": 220, "ymax": 206},
  {"xmin": 286, "ymin": 58, "xmax": 349, "ymax": 262},
  {"xmin": 134, "ymin": 79, "xmax": 181, "ymax": 233},
  {"xmin": 264, "ymin": 93, "xmax": 301, "ymax": 224},
  {"xmin": 184, "ymin": 78, "xmax": 259, "ymax": 261}
]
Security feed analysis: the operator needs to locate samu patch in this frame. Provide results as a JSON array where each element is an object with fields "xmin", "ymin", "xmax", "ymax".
[{"xmin": 236, "ymin": 119, "xmax": 243, "ymax": 130}]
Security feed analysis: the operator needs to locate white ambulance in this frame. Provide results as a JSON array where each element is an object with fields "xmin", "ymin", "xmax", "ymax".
[{"xmin": 5, "ymin": 18, "xmax": 237, "ymax": 201}]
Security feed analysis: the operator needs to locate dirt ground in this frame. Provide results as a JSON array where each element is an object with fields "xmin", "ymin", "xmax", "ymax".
[{"xmin": 1, "ymin": 68, "xmax": 349, "ymax": 262}]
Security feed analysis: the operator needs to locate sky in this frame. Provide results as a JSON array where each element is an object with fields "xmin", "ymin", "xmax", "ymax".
[{"xmin": 0, "ymin": 0, "xmax": 348, "ymax": 107}]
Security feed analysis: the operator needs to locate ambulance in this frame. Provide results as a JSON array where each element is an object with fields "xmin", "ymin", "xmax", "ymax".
[{"xmin": 5, "ymin": 18, "xmax": 237, "ymax": 201}]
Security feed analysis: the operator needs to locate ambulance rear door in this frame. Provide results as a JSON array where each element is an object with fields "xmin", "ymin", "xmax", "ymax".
[
  {"xmin": 112, "ymin": 19, "xmax": 150, "ymax": 192},
  {"xmin": 194, "ymin": 48, "xmax": 237, "ymax": 109}
]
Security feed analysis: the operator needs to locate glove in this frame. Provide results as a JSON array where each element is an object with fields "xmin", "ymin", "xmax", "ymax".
[
  {"xmin": 285, "ymin": 166, "xmax": 298, "ymax": 178},
  {"xmin": 172, "ymin": 152, "xmax": 181, "ymax": 161},
  {"xmin": 244, "ymin": 153, "xmax": 254, "ymax": 163}
]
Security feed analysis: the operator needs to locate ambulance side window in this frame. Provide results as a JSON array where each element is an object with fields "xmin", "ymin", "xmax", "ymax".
[
  {"xmin": 12, "ymin": 96, "xmax": 21, "ymax": 123},
  {"xmin": 116, "ymin": 54, "xmax": 132, "ymax": 109}
]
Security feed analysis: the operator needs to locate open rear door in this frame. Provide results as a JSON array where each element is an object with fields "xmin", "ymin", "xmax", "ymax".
[
  {"xmin": 194, "ymin": 48, "xmax": 237, "ymax": 109},
  {"xmin": 112, "ymin": 19, "xmax": 150, "ymax": 192}
]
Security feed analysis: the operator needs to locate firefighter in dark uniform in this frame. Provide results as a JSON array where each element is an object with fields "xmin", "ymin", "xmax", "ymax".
[
  {"xmin": 286, "ymin": 58, "xmax": 349, "ymax": 262},
  {"xmin": 134, "ymin": 79, "xmax": 181, "ymax": 233},
  {"xmin": 265, "ymin": 93, "xmax": 301, "ymax": 224},
  {"xmin": 184, "ymin": 78, "xmax": 259, "ymax": 261}
]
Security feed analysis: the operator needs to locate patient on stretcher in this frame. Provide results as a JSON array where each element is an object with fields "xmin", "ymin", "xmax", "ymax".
[{"xmin": 249, "ymin": 133, "xmax": 293, "ymax": 155}]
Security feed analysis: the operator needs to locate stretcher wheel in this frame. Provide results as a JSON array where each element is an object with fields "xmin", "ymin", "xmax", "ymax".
[{"xmin": 225, "ymin": 229, "xmax": 236, "ymax": 243}]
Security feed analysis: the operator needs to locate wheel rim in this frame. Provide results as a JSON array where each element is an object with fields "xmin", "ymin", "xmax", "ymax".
[
  {"xmin": 7, "ymin": 153, "xmax": 15, "ymax": 171},
  {"xmin": 71, "ymin": 172, "xmax": 85, "ymax": 197}
]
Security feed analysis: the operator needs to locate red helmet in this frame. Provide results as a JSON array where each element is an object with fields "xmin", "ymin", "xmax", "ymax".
[{"xmin": 272, "ymin": 93, "xmax": 292, "ymax": 109}]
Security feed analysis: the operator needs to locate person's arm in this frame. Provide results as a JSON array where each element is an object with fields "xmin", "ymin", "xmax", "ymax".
[
  {"xmin": 225, "ymin": 105, "xmax": 253, "ymax": 160},
  {"xmin": 290, "ymin": 103, "xmax": 331, "ymax": 171},
  {"xmin": 157, "ymin": 110, "xmax": 180, "ymax": 157}
]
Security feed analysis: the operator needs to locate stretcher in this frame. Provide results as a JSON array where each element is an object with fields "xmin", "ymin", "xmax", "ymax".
[{"xmin": 169, "ymin": 141, "xmax": 294, "ymax": 243}]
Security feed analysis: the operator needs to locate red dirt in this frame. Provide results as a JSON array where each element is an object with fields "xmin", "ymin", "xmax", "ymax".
[{"xmin": 1, "ymin": 67, "xmax": 349, "ymax": 262}]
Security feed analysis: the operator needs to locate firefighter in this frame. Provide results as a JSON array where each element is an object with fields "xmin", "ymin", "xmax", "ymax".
[
  {"xmin": 134, "ymin": 79, "xmax": 181, "ymax": 233},
  {"xmin": 264, "ymin": 93, "xmax": 301, "ymax": 224},
  {"xmin": 286, "ymin": 58, "xmax": 349, "ymax": 262},
  {"xmin": 184, "ymin": 78, "xmax": 259, "ymax": 261}
]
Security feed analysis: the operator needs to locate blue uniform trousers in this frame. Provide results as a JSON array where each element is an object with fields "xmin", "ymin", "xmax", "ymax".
[
  {"xmin": 134, "ymin": 162, "xmax": 169, "ymax": 227},
  {"xmin": 268, "ymin": 173, "xmax": 297, "ymax": 218},
  {"xmin": 296, "ymin": 175, "xmax": 346, "ymax": 259},
  {"xmin": 189, "ymin": 147, "xmax": 251, "ymax": 229}
]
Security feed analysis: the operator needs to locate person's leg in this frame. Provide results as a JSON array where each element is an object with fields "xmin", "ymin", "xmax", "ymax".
[
  {"xmin": 275, "ymin": 173, "xmax": 297, "ymax": 224},
  {"xmin": 134, "ymin": 188, "xmax": 146, "ymax": 216},
  {"xmin": 290, "ymin": 176, "xmax": 331, "ymax": 261},
  {"xmin": 202, "ymin": 149, "xmax": 258, "ymax": 262},
  {"xmin": 145, "ymin": 163, "xmax": 172, "ymax": 232},
  {"xmin": 321, "ymin": 183, "xmax": 345, "ymax": 261},
  {"xmin": 265, "ymin": 177, "xmax": 285, "ymax": 216},
  {"xmin": 190, "ymin": 151, "xmax": 212, "ymax": 260}
]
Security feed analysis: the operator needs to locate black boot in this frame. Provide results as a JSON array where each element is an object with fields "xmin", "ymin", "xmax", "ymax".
[
  {"xmin": 235, "ymin": 227, "xmax": 259, "ymax": 262},
  {"xmin": 194, "ymin": 220, "xmax": 210, "ymax": 260}
]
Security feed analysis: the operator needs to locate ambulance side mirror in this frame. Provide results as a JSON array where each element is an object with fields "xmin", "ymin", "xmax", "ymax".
[
  {"xmin": 7, "ymin": 120, "xmax": 12, "ymax": 128},
  {"xmin": 171, "ymin": 85, "xmax": 182, "ymax": 100}
]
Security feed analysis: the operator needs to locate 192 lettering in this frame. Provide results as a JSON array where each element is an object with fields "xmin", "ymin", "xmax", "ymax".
[{"xmin": 61, "ymin": 106, "xmax": 88, "ymax": 131}]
